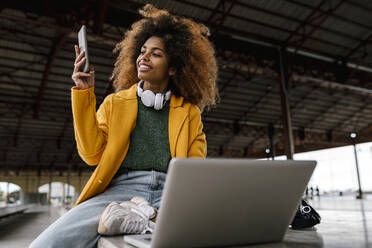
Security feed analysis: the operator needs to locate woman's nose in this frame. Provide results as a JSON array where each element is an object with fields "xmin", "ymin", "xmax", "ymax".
[{"xmin": 142, "ymin": 52, "xmax": 150, "ymax": 60}]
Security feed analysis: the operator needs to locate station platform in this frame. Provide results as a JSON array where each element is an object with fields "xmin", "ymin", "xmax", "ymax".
[
  {"xmin": 0, "ymin": 205, "xmax": 63, "ymax": 248},
  {"xmin": 98, "ymin": 196, "xmax": 372, "ymax": 248},
  {"xmin": 0, "ymin": 196, "xmax": 371, "ymax": 248}
]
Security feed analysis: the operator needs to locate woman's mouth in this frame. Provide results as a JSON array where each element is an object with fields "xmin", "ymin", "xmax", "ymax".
[{"xmin": 139, "ymin": 64, "xmax": 152, "ymax": 72}]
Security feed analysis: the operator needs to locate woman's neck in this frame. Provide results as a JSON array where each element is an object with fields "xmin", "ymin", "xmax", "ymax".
[{"xmin": 143, "ymin": 80, "xmax": 168, "ymax": 94}]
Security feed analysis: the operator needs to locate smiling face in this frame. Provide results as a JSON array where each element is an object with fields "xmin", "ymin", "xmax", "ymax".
[{"xmin": 136, "ymin": 36, "xmax": 175, "ymax": 90}]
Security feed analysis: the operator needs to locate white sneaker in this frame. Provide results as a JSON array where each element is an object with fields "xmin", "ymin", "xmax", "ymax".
[{"xmin": 98, "ymin": 197, "xmax": 156, "ymax": 235}]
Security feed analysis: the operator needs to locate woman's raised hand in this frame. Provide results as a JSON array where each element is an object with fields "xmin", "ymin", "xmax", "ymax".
[{"xmin": 71, "ymin": 45, "xmax": 95, "ymax": 90}]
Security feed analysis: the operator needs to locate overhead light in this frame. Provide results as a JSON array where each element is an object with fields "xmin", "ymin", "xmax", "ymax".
[{"xmin": 350, "ymin": 132, "xmax": 357, "ymax": 139}]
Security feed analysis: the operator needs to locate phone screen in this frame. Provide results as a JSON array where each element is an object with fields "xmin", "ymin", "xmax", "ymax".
[{"xmin": 78, "ymin": 25, "xmax": 90, "ymax": 72}]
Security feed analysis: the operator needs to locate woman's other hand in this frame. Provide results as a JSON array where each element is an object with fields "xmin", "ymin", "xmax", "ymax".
[{"xmin": 71, "ymin": 45, "xmax": 95, "ymax": 90}]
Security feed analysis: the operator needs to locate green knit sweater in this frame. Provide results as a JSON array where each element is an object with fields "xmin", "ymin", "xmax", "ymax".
[{"xmin": 114, "ymin": 97, "xmax": 171, "ymax": 177}]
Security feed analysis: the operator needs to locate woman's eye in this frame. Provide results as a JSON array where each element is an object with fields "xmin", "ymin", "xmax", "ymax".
[
  {"xmin": 140, "ymin": 51, "xmax": 145, "ymax": 54},
  {"xmin": 153, "ymin": 53, "xmax": 161, "ymax": 57}
]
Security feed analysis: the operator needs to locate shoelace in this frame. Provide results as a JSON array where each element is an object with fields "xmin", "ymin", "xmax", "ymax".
[
  {"xmin": 102, "ymin": 203, "xmax": 133, "ymax": 229},
  {"xmin": 131, "ymin": 207, "xmax": 155, "ymax": 234},
  {"xmin": 116, "ymin": 204, "xmax": 155, "ymax": 234}
]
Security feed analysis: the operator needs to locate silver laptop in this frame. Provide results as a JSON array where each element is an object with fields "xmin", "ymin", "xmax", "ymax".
[{"xmin": 124, "ymin": 158, "xmax": 316, "ymax": 248}]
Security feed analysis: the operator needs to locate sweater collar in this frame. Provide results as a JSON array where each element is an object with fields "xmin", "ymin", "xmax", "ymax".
[{"xmin": 116, "ymin": 83, "xmax": 184, "ymax": 107}]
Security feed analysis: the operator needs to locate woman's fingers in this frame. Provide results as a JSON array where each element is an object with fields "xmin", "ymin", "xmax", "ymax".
[
  {"xmin": 73, "ymin": 72, "xmax": 91, "ymax": 77},
  {"xmin": 72, "ymin": 74, "xmax": 91, "ymax": 90},
  {"xmin": 73, "ymin": 57, "xmax": 86, "ymax": 73},
  {"xmin": 72, "ymin": 45, "xmax": 94, "ymax": 90},
  {"xmin": 71, "ymin": 72, "xmax": 91, "ymax": 88},
  {"xmin": 74, "ymin": 50, "xmax": 85, "ymax": 65},
  {"xmin": 74, "ymin": 45, "xmax": 79, "ymax": 58}
]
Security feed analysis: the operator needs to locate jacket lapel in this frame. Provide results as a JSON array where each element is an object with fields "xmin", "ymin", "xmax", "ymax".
[
  {"xmin": 109, "ymin": 84, "xmax": 138, "ymax": 165},
  {"xmin": 169, "ymin": 95, "xmax": 187, "ymax": 157}
]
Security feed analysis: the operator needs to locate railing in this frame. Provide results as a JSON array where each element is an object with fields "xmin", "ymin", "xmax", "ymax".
[{"xmin": 0, "ymin": 204, "xmax": 28, "ymax": 219}]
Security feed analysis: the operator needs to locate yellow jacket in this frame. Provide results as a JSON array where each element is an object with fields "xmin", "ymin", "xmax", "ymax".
[{"xmin": 71, "ymin": 83, "xmax": 206, "ymax": 206}]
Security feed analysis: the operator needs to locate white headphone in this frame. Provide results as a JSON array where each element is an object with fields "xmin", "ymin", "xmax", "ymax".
[{"xmin": 137, "ymin": 80, "xmax": 171, "ymax": 110}]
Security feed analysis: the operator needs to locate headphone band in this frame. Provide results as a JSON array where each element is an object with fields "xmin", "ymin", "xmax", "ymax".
[{"xmin": 137, "ymin": 81, "xmax": 171, "ymax": 110}]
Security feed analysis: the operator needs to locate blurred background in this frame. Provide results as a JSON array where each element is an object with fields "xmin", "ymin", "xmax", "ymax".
[
  {"xmin": 0, "ymin": 0, "xmax": 371, "ymax": 247},
  {"xmin": 1, "ymin": 0, "xmax": 371, "ymax": 207}
]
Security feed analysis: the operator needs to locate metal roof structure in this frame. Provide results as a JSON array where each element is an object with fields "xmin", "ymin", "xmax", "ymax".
[{"xmin": 0, "ymin": 0, "xmax": 371, "ymax": 175}]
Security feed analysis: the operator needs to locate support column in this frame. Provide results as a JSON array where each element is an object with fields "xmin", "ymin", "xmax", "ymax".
[
  {"xmin": 66, "ymin": 184, "xmax": 70, "ymax": 206},
  {"xmin": 268, "ymin": 123, "xmax": 276, "ymax": 160},
  {"xmin": 37, "ymin": 171, "xmax": 41, "ymax": 204},
  {"xmin": 32, "ymin": 178, "xmax": 36, "ymax": 193},
  {"xmin": 48, "ymin": 169, "xmax": 52, "ymax": 205},
  {"xmin": 6, "ymin": 182, "xmax": 9, "ymax": 206},
  {"xmin": 25, "ymin": 170, "xmax": 29, "ymax": 193},
  {"xmin": 62, "ymin": 183, "xmax": 66, "ymax": 206},
  {"xmin": 353, "ymin": 143, "xmax": 363, "ymax": 199},
  {"xmin": 277, "ymin": 47, "xmax": 294, "ymax": 159}
]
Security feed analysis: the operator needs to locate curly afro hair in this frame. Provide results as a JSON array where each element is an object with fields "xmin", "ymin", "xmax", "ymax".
[{"xmin": 110, "ymin": 4, "xmax": 219, "ymax": 111}]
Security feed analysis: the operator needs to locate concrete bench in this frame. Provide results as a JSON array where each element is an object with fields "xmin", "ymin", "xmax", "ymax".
[
  {"xmin": 97, "ymin": 228, "xmax": 323, "ymax": 248},
  {"xmin": 0, "ymin": 205, "xmax": 28, "ymax": 219}
]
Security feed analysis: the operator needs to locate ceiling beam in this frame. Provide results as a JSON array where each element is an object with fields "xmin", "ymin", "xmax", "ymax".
[
  {"xmin": 286, "ymin": 0, "xmax": 345, "ymax": 53},
  {"xmin": 2, "ymin": 7, "xmax": 372, "ymax": 86},
  {"xmin": 330, "ymin": 100, "xmax": 370, "ymax": 131},
  {"xmin": 33, "ymin": 33, "xmax": 69, "ymax": 119},
  {"xmin": 177, "ymin": 0, "xmax": 353, "ymax": 54},
  {"xmin": 57, "ymin": 117, "xmax": 72, "ymax": 150},
  {"xmin": 206, "ymin": 0, "xmax": 237, "ymax": 39},
  {"xmin": 286, "ymin": 0, "xmax": 372, "ymax": 30},
  {"xmin": 95, "ymin": 0, "xmax": 110, "ymax": 35},
  {"xmin": 292, "ymin": 74, "xmax": 372, "ymax": 98},
  {"xmin": 13, "ymin": 104, "xmax": 27, "ymax": 148},
  {"xmin": 304, "ymin": 95, "xmax": 346, "ymax": 130},
  {"xmin": 235, "ymin": 1, "xmax": 361, "ymax": 43},
  {"xmin": 285, "ymin": 0, "xmax": 327, "ymax": 44},
  {"xmin": 345, "ymin": 32, "xmax": 372, "ymax": 59}
]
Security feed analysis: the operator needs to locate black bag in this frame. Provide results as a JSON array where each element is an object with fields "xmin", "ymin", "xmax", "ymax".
[{"xmin": 290, "ymin": 199, "xmax": 321, "ymax": 229}]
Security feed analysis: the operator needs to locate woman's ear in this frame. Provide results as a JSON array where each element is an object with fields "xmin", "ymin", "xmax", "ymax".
[{"xmin": 168, "ymin": 67, "xmax": 176, "ymax": 76}]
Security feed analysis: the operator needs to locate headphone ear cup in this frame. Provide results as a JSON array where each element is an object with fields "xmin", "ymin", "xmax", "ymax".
[
  {"xmin": 137, "ymin": 83, "xmax": 143, "ymax": 96},
  {"xmin": 154, "ymin": 93, "xmax": 164, "ymax": 110},
  {"xmin": 141, "ymin": 90, "xmax": 155, "ymax": 107}
]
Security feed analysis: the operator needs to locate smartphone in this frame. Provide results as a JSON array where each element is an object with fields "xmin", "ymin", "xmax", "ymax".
[{"xmin": 78, "ymin": 25, "xmax": 90, "ymax": 73}]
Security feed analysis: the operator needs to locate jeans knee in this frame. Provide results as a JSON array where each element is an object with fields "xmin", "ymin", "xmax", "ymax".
[{"xmin": 29, "ymin": 231, "xmax": 63, "ymax": 248}]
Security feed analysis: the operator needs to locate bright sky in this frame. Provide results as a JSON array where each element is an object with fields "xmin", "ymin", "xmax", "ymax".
[
  {"xmin": 276, "ymin": 141, "xmax": 372, "ymax": 193},
  {"xmin": 0, "ymin": 181, "xmax": 20, "ymax": 193},
  {"xmin": 1, "ymin": 141, "xmax": 372, "ymax": 195}
]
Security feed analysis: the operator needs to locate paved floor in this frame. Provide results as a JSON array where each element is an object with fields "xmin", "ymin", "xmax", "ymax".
[
  {"xmin": 98, "ymin": 196, "xmax": 372, "ymax": 248},
  {"xmin": 0, "ymin": 196, "xmax": 371, "ymax": 247},
  {"xmin": 0, "ymin": 205, "xmax": 62, "ymax": 248},
  {"xmin": 306, "ymin": 196, "xmax": 372, "ymax": 248}
]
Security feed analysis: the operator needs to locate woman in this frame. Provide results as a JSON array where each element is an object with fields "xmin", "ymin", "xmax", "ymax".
[{"xmin": 30, "ymin": 4, "xmax": 218, "ymax": 248}]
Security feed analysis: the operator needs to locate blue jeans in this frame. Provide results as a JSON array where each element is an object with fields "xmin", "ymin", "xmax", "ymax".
[{"xmin": 29, "ymin": 170, "xmax": 166, "ymax": 248}]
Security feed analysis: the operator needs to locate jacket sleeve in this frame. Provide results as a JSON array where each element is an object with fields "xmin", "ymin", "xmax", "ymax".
[
  {"xmin": 187, "ymin": 105, "xmax": 207, "ymax": 158},
  {"xmin": 71, "ymin": 86, "xmax": 111, "ymax": 165}
]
